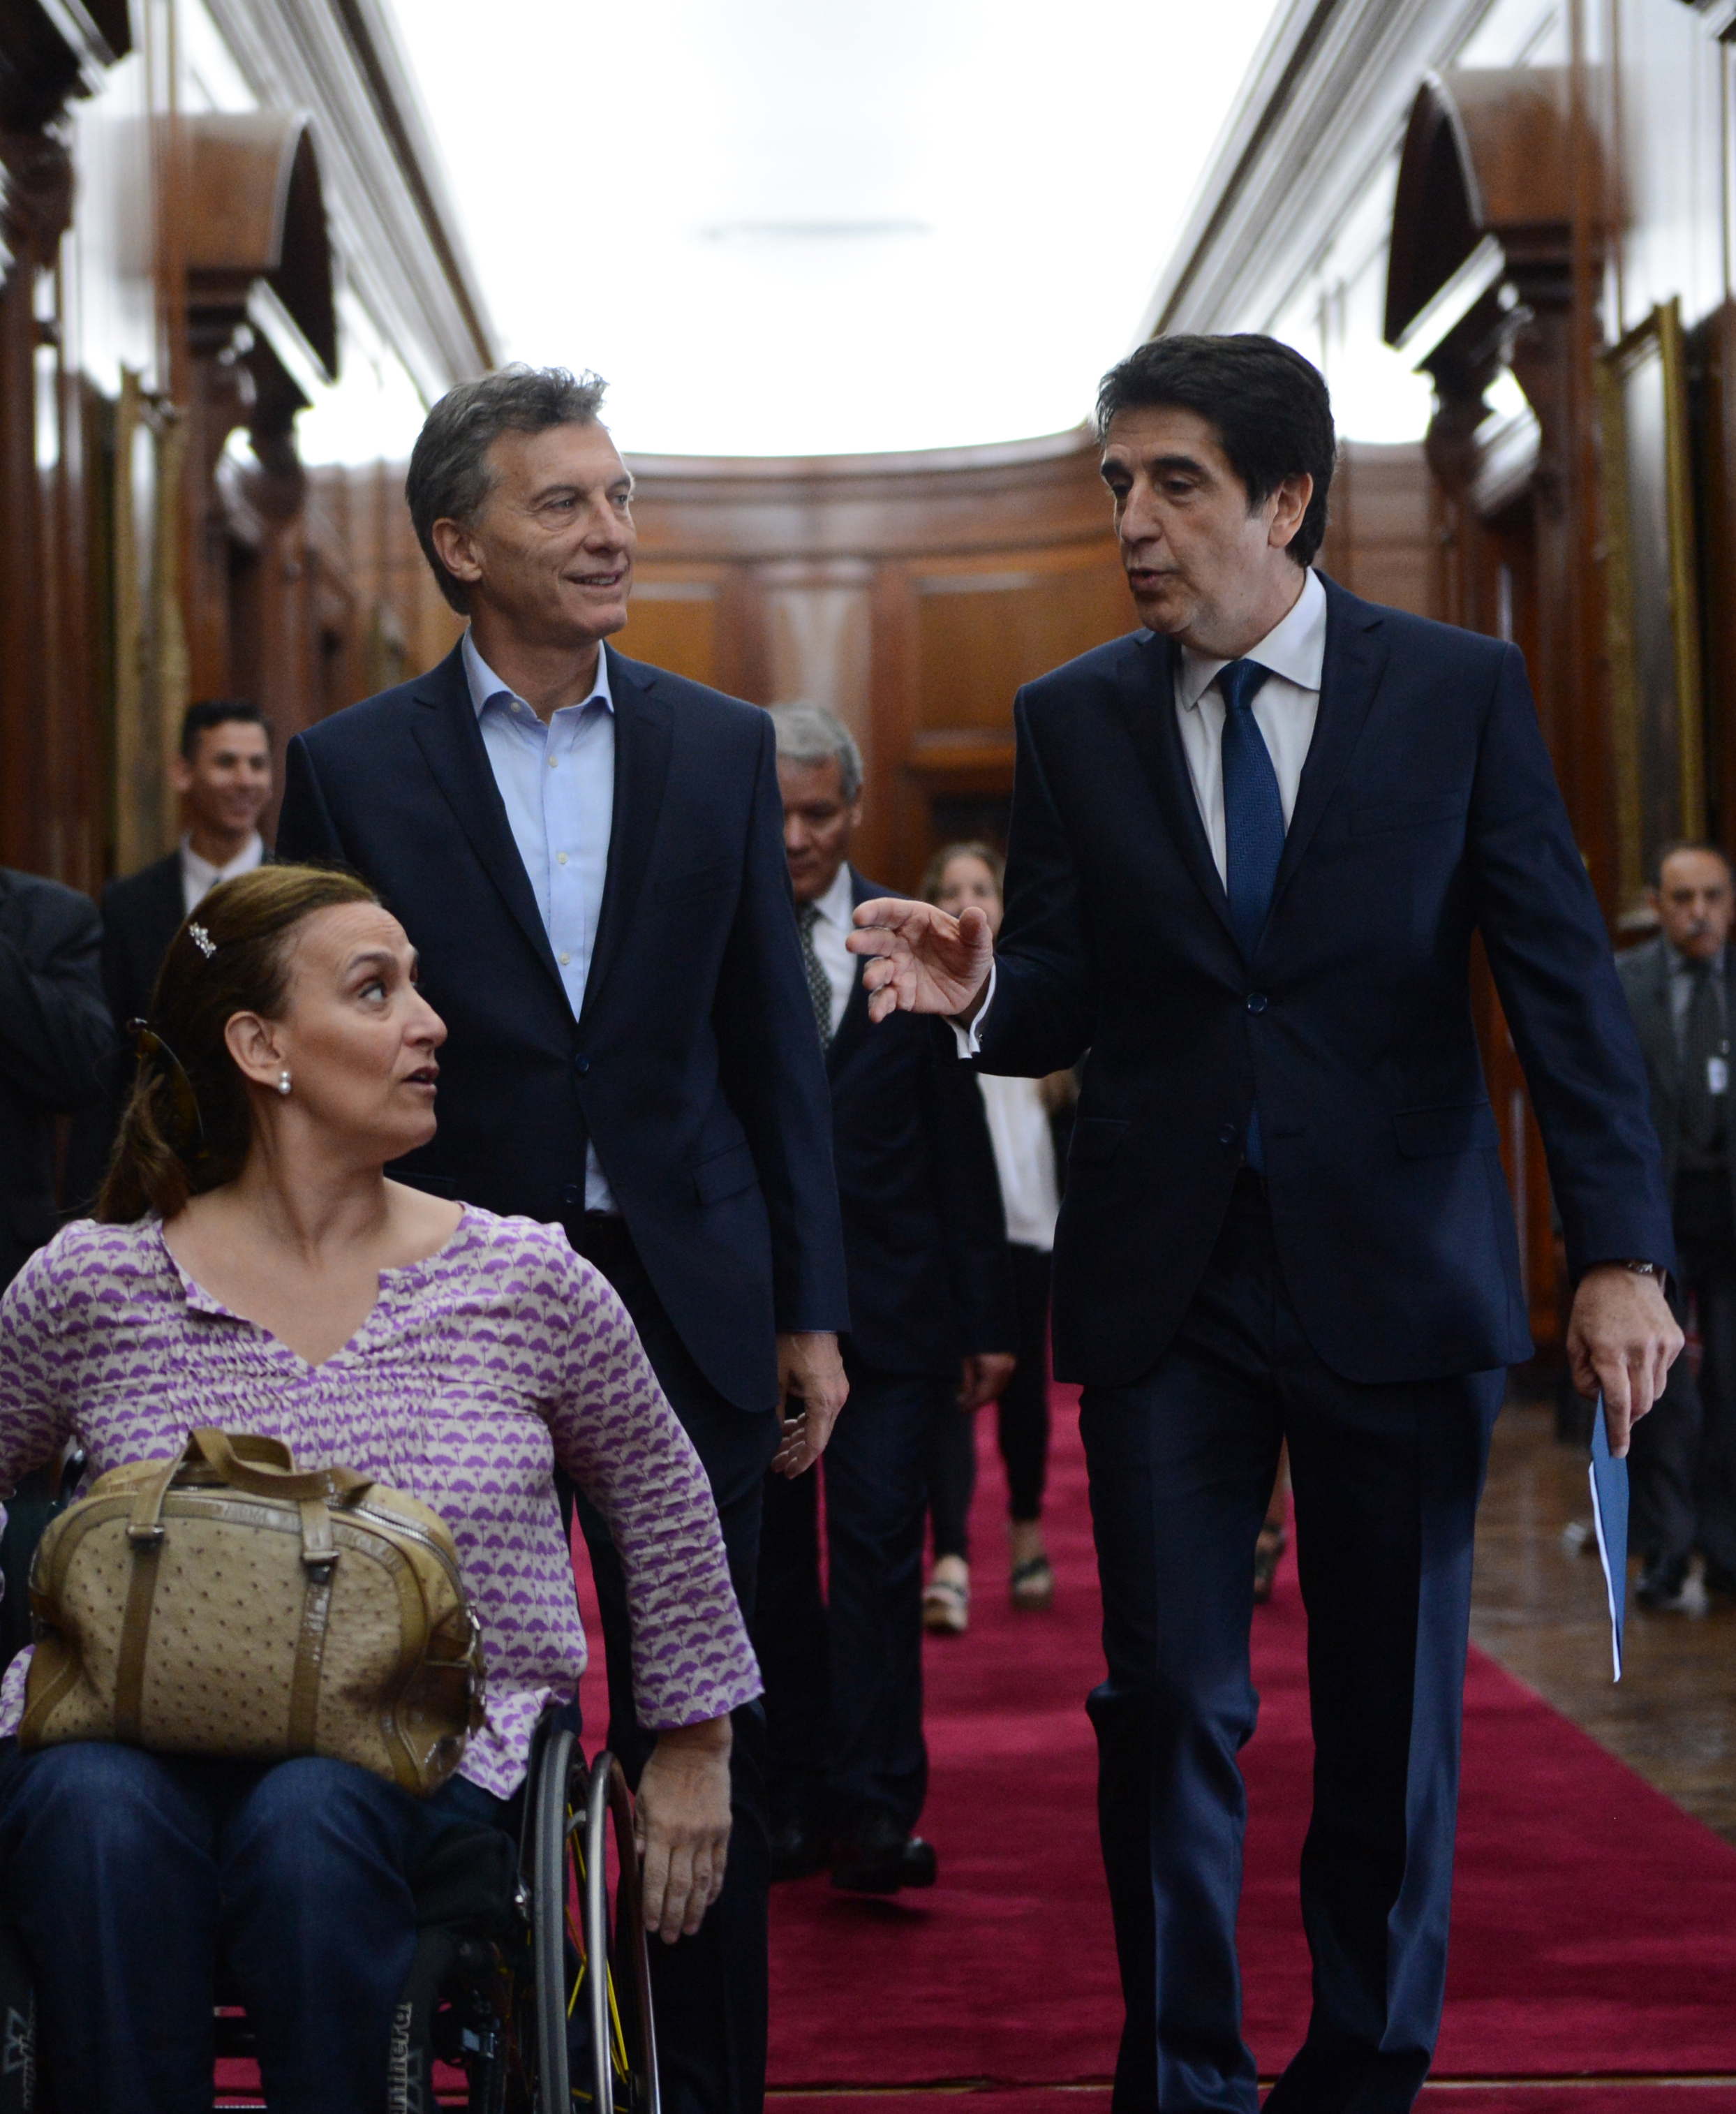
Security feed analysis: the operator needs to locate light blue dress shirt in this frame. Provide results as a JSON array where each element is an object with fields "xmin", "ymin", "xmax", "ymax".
[{"xmin": 463, "ymin": 629, "xmax": 618, "ymax": 1212}]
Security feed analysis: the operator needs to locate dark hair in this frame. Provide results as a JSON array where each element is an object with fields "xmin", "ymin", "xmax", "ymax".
[
  {"xmin": 1653, "ymin": 839, "xmax": 1735, "ymax": 888},
  {"xmin": 96, "ymin": 864, "xmax": 379, "ymax": 1225},
  {"xmin": 1094, "ymin": 334, "xmax": 1337, "ymax": 567},
  {"xmin": 921, "ymin": 840, "xmax": 1004, "ymax": 906},
  {"xmin": 406, "ymin": 364, "xmax": 610, "ymax": 613},
  {"xmin": 180, "ymin": 699, "xmax": 270, "ymax": 761}
]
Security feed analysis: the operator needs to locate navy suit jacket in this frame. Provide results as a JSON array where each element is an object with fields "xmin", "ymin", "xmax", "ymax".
[
  {"xmin": 979, "ymin": 572, "xmax": 1673, "ymax": 1389},
  {"xmin": 829, "ymin": 868, "xmax": 1014, "ymax": 1375},
  {"xmin": 276, "ymin": 640, "xmax": 850, "ymax": 1413},
  {"xmin": 0, "ymin": 870, "xmax": 110, "ymax": 1283}
]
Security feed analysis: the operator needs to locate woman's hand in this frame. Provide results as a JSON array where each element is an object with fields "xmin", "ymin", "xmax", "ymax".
[{"xmin": 635, "ymin": 1715, "xmax": 734, "ymax": 1942}]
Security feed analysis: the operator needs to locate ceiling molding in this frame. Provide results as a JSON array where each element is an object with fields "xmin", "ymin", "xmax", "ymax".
[
  {"xmin": 1142, "ymin": 0, "xmax": 1493, "ymax": 339},
  {"xmin": 196, "ymin": 0, "xmax": 494, "ymax": 400}
]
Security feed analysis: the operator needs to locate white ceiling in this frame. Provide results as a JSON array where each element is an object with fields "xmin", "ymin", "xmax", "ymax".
[{"xmin": 378, "ymin": 0, "xmax": 1283, "ymax": 459}]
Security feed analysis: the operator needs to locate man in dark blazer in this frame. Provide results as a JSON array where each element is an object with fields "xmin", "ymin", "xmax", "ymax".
[
  {"xmin": 0, "ymin": 867, "xmax": 110, "ymax": 1285},
  {"xmin": 1616, "ymin": 841, "xmax": 1736, "ymax": 1604},
  {"xmin": 275, "ymin": 368, "xmax": 850, "ymax": 2114},
  {"xmin": 100, "ymin": 699, "xmax": 274, "ymax": 1032},
  {"xmin": 752, "ymin": 703, "xmax": 1014, "ymax": 1893},
  {"xmin": 850, "ymin": 335, "xmax": 1679, "ymax": 2114}
]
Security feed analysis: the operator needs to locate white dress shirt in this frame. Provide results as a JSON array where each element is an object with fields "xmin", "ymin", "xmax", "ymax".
[
  {"xmin": 1173, "ymin": 566, "xmax": 1326, "ymax": 885},
  {"xmin": 957, "ymin": 567, "xmax": 1328, "ymax": 1054},
  {"xmin": 803, "ymin": 862, "xmax": 859, "ymax": 1042},
  {"xmin": 463, "ymin": 630, "xmax": 619, "ymax": 1212},
  {"xmin": 180, "ymin": 831, "xmax": 265, "ymax": 915},
  {"xmin": 978, "ymin": 1073, "xmax": 1060, "ymax": 1250}
]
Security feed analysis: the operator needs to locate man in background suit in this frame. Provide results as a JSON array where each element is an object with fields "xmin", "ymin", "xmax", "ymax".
[
  {"xmin": 276, "ymin": 366, "xmax": 850, "ymax": 2114},
  {"xmin": 1617, "ymin": 841, "xmax": 1736, "ymax": 1604},
  {"xmin": 753, "ymin": 703, "xmax": 1014, "ymax": 1893},
  {"xmin": 849, "ymin": 334, "xmax": 1679, "ymax": 2114},
  {"xmin": 0, "ymin": 868, "xmax": 110, "ymax": 1287},
  {"xmin": 0, "ymin": 867, "xmax": 113, "ymax": 1666},
  {"xmin": 100, "ymin": 700, "xmax": 273, "ymax": 1030}
]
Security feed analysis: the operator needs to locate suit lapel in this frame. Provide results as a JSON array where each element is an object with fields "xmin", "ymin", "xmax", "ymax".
[
  {"xmin": 407, "ymin": 642, "xmax": 567, "ymax": 998},
  {"xmin": 577, "ymin": 647, "xmax": 674, "ymax": 1032},
  {"xmin": 1270, "ymin": 581, "xmax": 1388, "ymax": 910},
  {"xmin": 1115, "ymin": 632, "xmax": 1238, "ymax": 947}
]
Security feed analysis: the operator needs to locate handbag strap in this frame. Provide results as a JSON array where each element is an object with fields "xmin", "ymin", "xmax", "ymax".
[{"xmin": 186, "ymin": 1428, "xmax": 373, "ymax": 1507}]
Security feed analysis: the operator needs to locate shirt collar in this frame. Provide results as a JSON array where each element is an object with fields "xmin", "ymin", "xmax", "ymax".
[
  {"xmin": 463, "ymin": 629, "xmax": 614, "ymax": 722},
  {"xmin": 180, "ymin": 831, "xmax": 263, "ymax": 889},
  {"xmin": 1176, "ymin": 566, "xmax": 1328, "ymax": 712},
  {"xmin": 808, "ymin": 862, "xmax": 856, "ymax": 933}
]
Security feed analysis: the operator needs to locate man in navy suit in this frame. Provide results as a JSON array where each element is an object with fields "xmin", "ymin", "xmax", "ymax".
[
  {"xmin": 848, "ymin": 335, "xmax": 1680, "ymax": 2113},
  {"xmin": 274, "ymin": 367, "xmax": 850, "ymax": 2114},
  {"xmin": 752, "ymin": 702, "xmax": 1014, "ymax": 1893}
]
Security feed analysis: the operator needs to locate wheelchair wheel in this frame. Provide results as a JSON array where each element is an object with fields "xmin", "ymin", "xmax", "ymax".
[{"xmin": 515, "ymin": 1727, "xmax": 658, "ymax": 2114}]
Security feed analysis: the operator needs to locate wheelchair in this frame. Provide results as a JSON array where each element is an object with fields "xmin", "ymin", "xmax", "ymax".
[{"xmin": 0, "ymin": 1710, "xmax": 660, "ymax": 2113}]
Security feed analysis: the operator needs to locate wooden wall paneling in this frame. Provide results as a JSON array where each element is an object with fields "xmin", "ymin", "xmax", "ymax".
[
  {"xmin": 1693, "ymin": 300, "xmax": 1736, "ymax": 848},
  {"xmin": 1317, "ymin": 442, "xmax": 1441, "ymax": 617},
  {"xmin": 0, "ymin": 131, "xmax": 70, "ymax": 875},
  {"xmin": 615, "ymin": 568, "xmax": 725, "ymax": 689},
  {"xmin": 870, "ymin": 561, "xmax": 922, "ymax": 893}
]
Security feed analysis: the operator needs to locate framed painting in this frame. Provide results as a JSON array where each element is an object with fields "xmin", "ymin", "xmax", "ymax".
[{"xmin": 1596, "ymin": 297, "xmax": 1705, "ymax": 922}]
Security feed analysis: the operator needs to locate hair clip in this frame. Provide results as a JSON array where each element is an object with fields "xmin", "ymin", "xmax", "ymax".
[{"xmin": 188, "ymin": 923, "xmax": 215, "ymax": 959}]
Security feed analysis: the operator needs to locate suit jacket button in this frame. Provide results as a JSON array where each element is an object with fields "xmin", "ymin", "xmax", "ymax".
[
  {"xmin": 1219, "ymin": 1123, "xmax": 1238, "ymax": 1146},
  {"xmin": 561, "ymin": 1183, "xmax": 581, "ymax": 1209},
  {"xmin": 1246, "ymin": 991, "xmax": 1268, "ymax": 1013},
  {"xmin": 572, "ymin": 1054, "xmax": 591, "ymax": 1076}
]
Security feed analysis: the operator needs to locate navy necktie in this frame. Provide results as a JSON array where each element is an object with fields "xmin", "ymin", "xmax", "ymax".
[{"xmin": 1217, "ymin": 657, "xmax": 1280, "ymax": 1168}]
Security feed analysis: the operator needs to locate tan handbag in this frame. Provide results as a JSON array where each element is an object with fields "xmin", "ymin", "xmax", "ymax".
[{"xmin": 19, "ymin": 1428, "xmax": 485, "ymax": 1794}]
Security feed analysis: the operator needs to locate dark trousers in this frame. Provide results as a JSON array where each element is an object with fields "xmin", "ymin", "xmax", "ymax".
[
  {"xmin": 756, "ymin": 1352, "xmax": 951, "ymax": 1833},
  {"xmin": 567, "ymin": 1215, "xmax": 779, "ymax": 2114},
  {"xmin": 926, "ymin": 1242, "xmax": 1053, "ymax": 1560},
  {"xmin": 1081, "ymin": 1181, "xmax": 1499, "ymax": 2114},
  {"xmin": 1675, "ymin": 1174, "xmax": 1736, "ymax": 1579},
  {"xmin": 1629, "ymin": 1279, "xmax": 1702, "ymax": 1572},
  {"xmin": 0, "ymin": 1742, "xmax": 494, "ymax": 2114}
]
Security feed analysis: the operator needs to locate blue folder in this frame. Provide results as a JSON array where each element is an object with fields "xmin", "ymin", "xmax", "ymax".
[{"xmin": 1588, "ymin": 1394, "xmax": 1629, "ymax": 1682}]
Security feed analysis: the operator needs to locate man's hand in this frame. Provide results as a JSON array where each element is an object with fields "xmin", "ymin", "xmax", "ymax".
[
  {"xmin": 958, "ymin": 1352, "xmax": 1016, "ymax": 1411},
  {"xmin": 771, "ymin": 1330, "xmax": 848, "ymax": 1477},
  {"xmin": 635, "ymin": 1715, "xmax": 733, "ymax": 1944},
  {"xmin": 847, "ymin": 898, "xmax": 995, "ymax": 1025},
  {"xmin": 1566, "ymin": 1264, "xmax": 1683, "ymax": 1456}
]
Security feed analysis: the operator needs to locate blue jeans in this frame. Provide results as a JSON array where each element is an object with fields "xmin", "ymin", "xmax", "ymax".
[{"xmin": 0, "ymin": 1738, "xmax": 505, "ymax": 2113}]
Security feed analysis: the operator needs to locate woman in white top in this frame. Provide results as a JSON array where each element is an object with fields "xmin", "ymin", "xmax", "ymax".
[{"xmin": 920, "ymin": 843, "xmax": 1071, "ymax": 1627}]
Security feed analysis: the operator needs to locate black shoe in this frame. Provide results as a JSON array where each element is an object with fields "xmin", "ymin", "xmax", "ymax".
[
  {"xmin": 769, "ymin": 1816, "xmax": 829, "ymax": 1882},
  {"xmin": 1637, "ymin": 1555, "xmax": 1690, "ymax": 1609},
  {"xmin": 829, "ymin": 1807, "xmax": 937, "ymax": 1894},
  {"xmin": 1703, "ymin": 1562, "xmax": 1736, "ymax": 1599}
]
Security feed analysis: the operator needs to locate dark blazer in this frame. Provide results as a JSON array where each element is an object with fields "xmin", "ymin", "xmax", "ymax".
[
  {"xmin": 978, "ymin": 572, "xmax": 1674, "ymax": 1389},
  {"xmin": 1616, "ymin": 935, "xmax": 1735, "ymax": 1213},
  {"xmin": 0, "ymin": 869, "xmax": 112, "ymax": 1285},
  {"xmin": 98, "ymin": 850, "xmax": 184, "ymax": 1033},
  {"xmin": 275, "ymin": 640, "xmax": 850, "ymax": 1413},
  {"xmin": 829, "ymin": 867, "xmax": 1014, "ymax": 1374}
]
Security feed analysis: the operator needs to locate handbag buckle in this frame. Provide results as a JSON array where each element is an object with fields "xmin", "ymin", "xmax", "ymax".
[{"xmin": 126, "ymin": 1523, "xmax": 165, "ymax": 1544}]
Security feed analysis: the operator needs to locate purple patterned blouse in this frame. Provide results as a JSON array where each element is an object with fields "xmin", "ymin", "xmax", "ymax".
[{"xmin": 0, "ymin": 1208, "xmax": 762, "ymax": 1796}]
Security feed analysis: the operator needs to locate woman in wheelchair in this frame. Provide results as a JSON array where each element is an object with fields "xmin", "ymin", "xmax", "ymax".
[{"xmin": 0, "ymin": 864, "xmax": 761, "ymax": 2113}]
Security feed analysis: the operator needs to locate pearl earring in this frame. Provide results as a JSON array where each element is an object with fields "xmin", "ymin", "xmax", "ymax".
[{"xmin": 277, "ymin": 1070, "xmax": 291, "ymax": 1097}]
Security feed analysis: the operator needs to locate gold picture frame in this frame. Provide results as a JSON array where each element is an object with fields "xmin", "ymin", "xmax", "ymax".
[{"xmin": 1596, "ymin": 297, "xmax": 1705, "ymax": 921}]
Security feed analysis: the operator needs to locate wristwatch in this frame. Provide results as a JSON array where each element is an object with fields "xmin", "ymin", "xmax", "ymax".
[{"xmin": 1614, "ymin": 1260, "xmax": 1662, "ymax": 1278}]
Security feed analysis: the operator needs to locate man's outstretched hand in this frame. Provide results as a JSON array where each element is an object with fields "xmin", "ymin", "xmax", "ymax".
[
  {"xmin": 1566, "ymin": 1264, "xmax": 1683, "ymax": 1456},
  {"xmin": 847, "ymin": 899, "xmax": 995, "ymax": 1025}
]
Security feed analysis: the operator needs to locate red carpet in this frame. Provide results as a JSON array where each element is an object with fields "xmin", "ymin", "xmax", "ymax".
[{"xmin": 759, "ymin": 1389, "xmax": 1736, "ymax": 2092}]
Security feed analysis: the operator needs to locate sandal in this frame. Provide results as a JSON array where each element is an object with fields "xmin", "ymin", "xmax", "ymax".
[
  {"xmin": 923, "ymin": 1576, "xmax": 970, "ymax": 1634},
  {"xmin": 1010, "ymin": 1555, "xmax": 1055, "ymax": 1611},
  {"xmin": 1253, "ymin": 1523, "xmax": 1288, "ymax": 1604}
]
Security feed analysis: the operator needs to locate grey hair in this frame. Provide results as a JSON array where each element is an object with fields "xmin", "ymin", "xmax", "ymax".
[
  {"xmin": 768, "ymin": 701, "xmax": 863, "ymax": 804},
  {"xmin": 405, "ymin": 364, "xmax": 609, "ymax": 612}
]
